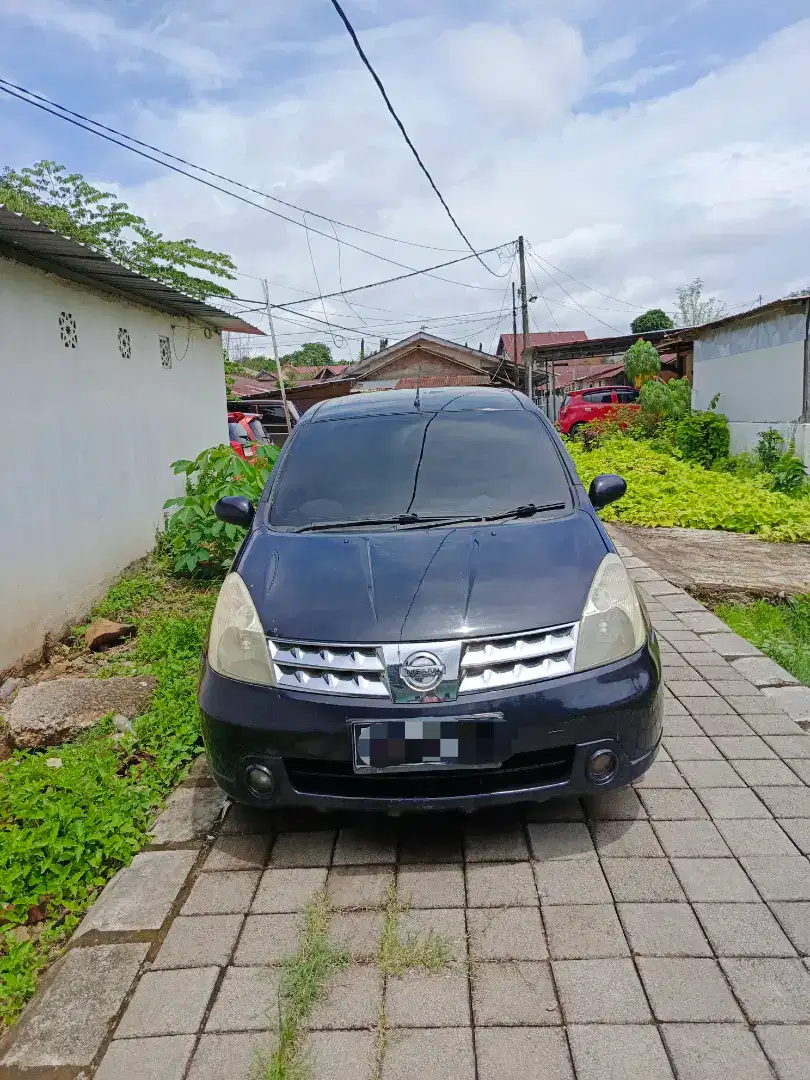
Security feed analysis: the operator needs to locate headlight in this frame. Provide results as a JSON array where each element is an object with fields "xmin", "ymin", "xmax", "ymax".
[
  {"xmin": 574, "ymin": 554, "xmax": 646, "ymax": 672},
  {"xmin": 207, "ymin": 572, "xmax": 275, "ymax": 686}
]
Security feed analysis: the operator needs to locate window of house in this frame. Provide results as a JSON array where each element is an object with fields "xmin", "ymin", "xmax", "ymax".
[
  {"xmin": 159, "ymin": 336, "xmax": 172, "ymax": 369},
  {"xmin": 118, "ymin": 328, "xmax": 132, "ymax": 359},
  {"xmin": 582, "ymin": 389, "xmax": 613, "ymax": 404},
  {"xmin": 59, "ymin": 312, "xmax": 78, "ymax": 348}
]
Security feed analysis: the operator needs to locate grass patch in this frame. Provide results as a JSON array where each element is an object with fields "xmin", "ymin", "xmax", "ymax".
[
  {"xmin": 263, "ymin": 891, "xmax": 348, "ymax": 1080},
  {"xmin": 0, "ymin": 562, "xmax": 217, "ymax": 1032},
  {"xmin": 715, "ymin": 595, "xmax": 810, "ymax": 686},
  {"xmin": 378, "ymin": 880, "xmax": 452, "ymax": 976}
]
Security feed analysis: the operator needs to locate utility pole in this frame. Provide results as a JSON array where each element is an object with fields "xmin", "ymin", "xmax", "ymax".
[
  {"xmin": 518, "ymin": 236, "xmax": 532, "ymax": 399},
  {"xmin": 511, "ymin": 282, "xmax": 519, "ymax": 386},
  {"xmin": 262, "ymin": 280, "xmax": 292, "ymax": 434}
]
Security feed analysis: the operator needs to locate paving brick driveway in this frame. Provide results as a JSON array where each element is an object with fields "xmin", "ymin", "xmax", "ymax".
[{"xmin": 3, "ymin": 545, "xmax": 810, "ymax": 1080}]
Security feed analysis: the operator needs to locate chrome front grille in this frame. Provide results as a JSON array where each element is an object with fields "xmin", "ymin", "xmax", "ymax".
[
  {"xmin": 268, "ymin": 641, "xmax": 389, "ymax": 697},
  {"xmin": 268, "ymin": 623, "xmax": 578, "ymax": 699},
  {"xmin": 458, "ymin": 624, "xmax": 577, "ymax": 694}
]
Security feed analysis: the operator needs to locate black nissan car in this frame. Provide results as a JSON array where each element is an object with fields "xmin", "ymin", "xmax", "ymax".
[{"xmin": 199, "ymin": 387, "xmax": 662, "ymax": 811}]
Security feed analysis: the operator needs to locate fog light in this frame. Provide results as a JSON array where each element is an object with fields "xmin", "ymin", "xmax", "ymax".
[
  {"xmin": 585, "ymin": 749, "xmax": 619, "ymax": 785},
  {"xmin": 246, "ymin": 764, "xmax": 275, "ymax": 797}
]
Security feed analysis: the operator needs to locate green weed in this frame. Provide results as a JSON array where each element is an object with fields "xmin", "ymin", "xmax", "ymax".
[
  {"xmin": 378, "ymin": 880, "xmax": 452, "ymax": 976},
  {"xmin": 716, "ymin": 595, "xmax": 810, "ymax": 687}
]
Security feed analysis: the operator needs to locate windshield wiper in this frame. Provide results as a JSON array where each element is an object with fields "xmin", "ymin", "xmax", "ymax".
[
  {"xmin": 408, "ymin": 502, "xmax": 567, "ymax": 529},
  {"xmin": 294, "ymin": 513, "xmax": 436, "ymax": 533}
]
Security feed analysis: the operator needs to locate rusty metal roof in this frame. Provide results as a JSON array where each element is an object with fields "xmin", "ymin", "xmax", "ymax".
[{"xmin": 0, "ymin": 205, "xmax": 262, "ymax": 334}]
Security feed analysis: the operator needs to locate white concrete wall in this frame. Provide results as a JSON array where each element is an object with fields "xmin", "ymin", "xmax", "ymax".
[{"xmin": 0, "ymin": 256, "xmax": 228, "ymax": 670}]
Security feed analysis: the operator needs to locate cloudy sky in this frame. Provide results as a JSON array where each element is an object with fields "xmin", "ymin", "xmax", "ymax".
[{"xmin": 1, "ymin": 0, "xmax": 809, "ymax": 358}]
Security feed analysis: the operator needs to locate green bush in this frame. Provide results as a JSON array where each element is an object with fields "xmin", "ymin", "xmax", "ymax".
[
  {"xmin": 162, "ymin": 443, "xmax": 278, "ymax": 575},
  {"xmin": 716, "ymin": 595, "xmax": 810, "ymax": 686},
  {"xmin": 675, "ymin": 410, "xmax": 730, "ymax": 466},
  {"xmin": 566, "ymin": 436, "xmax": 810, "ymax": 542},
  {"xmin": 772, "ymin": 451, "xmax": 808, "ymax": 496},
  {"xmin": 756, "ymin": 429, "xmax": 784, "ymax": 471},
  {"xmin": 623, "ymin": 338, "xmax": 661, "ymax": 386},
  {"xmin": 639, "ymin": 377, "xmax": 691, "ymax": 421}
]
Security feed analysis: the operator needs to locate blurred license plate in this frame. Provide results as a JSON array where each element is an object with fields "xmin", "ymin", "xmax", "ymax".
[{"xmin": 350, "ymin": 715, "xmax": 505, "ymax": 773}]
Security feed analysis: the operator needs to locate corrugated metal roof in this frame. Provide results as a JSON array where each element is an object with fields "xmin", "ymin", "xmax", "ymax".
[
  {"xmin": 0, "ymin": 205, "xmax": 262, "ymax": 334},
  {"xmin": 394, "ymin": 375, "xmax": 490, "ymax": 389},
  {"xmin": 671, "ymin": 294, "xmax": 810, "ymax": 338},
  {"xmin": 498, "ymin": 331, "xmax": 588, "ymax": 361}
]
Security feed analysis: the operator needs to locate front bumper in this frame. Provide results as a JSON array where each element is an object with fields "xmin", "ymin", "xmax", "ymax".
[{"xmin": 198, "ymin": 643, "xmax": 662, "ymax": 813}]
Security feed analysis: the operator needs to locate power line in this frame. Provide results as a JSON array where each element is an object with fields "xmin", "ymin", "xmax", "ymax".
[
  {"xmin": 526, "ymin": 262, "xmax": 562, "ymax": 331},
  {"xmin": 0, "ymin": 76, "xmax": 468, "ymax": 254},
  {"xmin": 0, "ymin": 79, "xmax": 512, "ymax": 291},
  {"xmin": 327, "ymin": 0, "xmax": 496, "ymax": 276},
  {"xmin": 527, "ymin": 252, "xmax": 622, "ymax": 334},
  {"xmin": 528, "ymin": 247, "xmax": 644, "ymax": 311}
]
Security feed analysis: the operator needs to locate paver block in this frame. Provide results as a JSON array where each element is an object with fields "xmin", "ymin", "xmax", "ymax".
[
  {"xmin": 332, "ymin": 825, "xmax": 397, "ymax": 865},
  {"xmin": 471, "ymin": 961, "xmax": 560, "ymax": 1025},
  {"xmin": 667, "ymin": 682, "xmax": 721, "ymax": 700},
  {"xmin": 116, "ymin": 966, "xmax": 219, "ymax": 1037},
  {"xmin": 633, "ymin": 762, "xmax": 687, "ymax": 788},
  {"xmin": 707, "ymin": 678, "xmax": 761, "ymax": 697},
  {"xmin": 671, "ymin": 857, "xmax": 759, "ymax": 902},
  {"xmin": 637, "ymin": 957, "xmax": 743, "ymax": 1021},
  {"xmin": 95, "ymin": 1035, "xmax": 195, "ymax": 1080},
  {"xmin": 714, "ymin": 818, "xmax": 798, "ymax": 858},
  {"xmin": 701, "ymin": 632, "xmax": 762, "ymax": 658},
  {"xmin": 310, "ymin": 964, "xmax": 382, "ymax": 1029},
  {"xmin": 182, "ymin": 870, "xmax": 259, "ymax": 915},
  {"xmin": 651, "ymin": 819, "xmax": 731, "ymax": 858},
  {"xmin": 527, "ymin": 821, "xmax": 596, "ymax": 861},
  {"xmin": 252, "ymin": 867, "xmax": 327, "ymax": 912},
  {"xmin": 153, "ymin": 914, "xmax": 243, "ymax": 969},
  {"xmin": 694, "ymin": 902, "xmax": 796, "ymax": 957},
  {"xmin": 756, "ymin": 1025, "xmax": 810, "ymax": 1080},
  {"xmin": 742, "ymin": 856, "xmax": 810, "ymax": 901},
  {"xmin": 755, "ymin": 786, "xmax": 810, "ymax": 818},
  {"xmin": 534, "ymin": 856, "xmax": 611, "ymax": 905},
  {"xmin": 731, "ymin": 656, "xmax": 798, "ymax": 687},
  {"xmin": 525, "ymin": 796, "xmax": 586, "ymax": 822},
  {"xmin": 697, "ymin": 786, "xmax": 771, "ymax": 819},
  {"xmin": 663, "ymin": 713, "xmax": 704, "ymax": 735},
  {"xmin": 692, "ymin": 712, "xmax": 753, "ymax": 735},
  {"xmin": 720, "ymin": 957, "xmax": 810, "ymax": 1022},
  {"xmin": 381, "ymin": 1027, "xmax": 475, "ymax": 1080},
  {"xmin": 468, "ymin": 906, "xmax": 547, "ymax": 960},
  {"xmin": 205, "ymin": 833, "xmax": 271, "ymax": 871},
  {"xmin": 618, "ymin": 902, "xmax": 711, "ymax": 956},
  {"xmin": 662, "ymin": 1024, "xmax": 773, "ymax": 1080},
  {"xmin": 476, "ymin": 1027, "xmax": 574, "ymax": 1080},
  {"xmin": 219, "ymin": 803, "xmax": 275, "ymax": 836},
  {"xmin": 583, "ymin": 787, "xmax": 646, "ymax": 820},
  {"xmin": 386, "ymin": 968, "xmax": 470, "ymax": 1027},
  {"xmin": 779, "ymin": 818, "xmax": 810, "ymax": 855},
  {"xmin": 553, "ymin": 958, "xmax": 650, "ymax": 1023},
  {"xmin": 150, "ymin": 785, "xmax": 226, "ymax": 844},
  {"xmin": 543, "ymin": 903, "xmax": 628, "ymax": 959},
  {"xmin": 327, "ymin": 866, "xmax": 392, "ymax": 909},
  {"xmin": 466, "ymin": 860, "xmax": 538, "ymax": 906},
  {"xmin": 328, "ymin": 911, "xmax": 385, "ymax": 960},
  {"xmin": 187, "ymin": 1032, "xmax": 275, "ymax": 1080},
  {"xmin": 398, "ymin": 823, "xmax": 463, "ymax": 863},
  {"xmin": 397, "ymin": 864, "xmax": 465, "ymax": 908},
  {"xmin": 601, "ymin": 858, "xmax": 686, "ymax": 902},
  {"xmin": 663, "ymin": 736, "xmax": 723, "ymax": 760},
  {"xmin": 306, "ymin": 1029, "xmax": 374, "ymax": 1080},
  {"xmin": 464, "ymin": 821, "xmax": 528, "ymax": 861},
  {"xmin": 677, "ymin": 760, "xmax": 744, "ymax": 787},
  {"xmin": 785, "ymin": 758, "xmax": 810, "ymax": 785},
  {"xmin": 764, "ymin": 734, "xmax": 810, "ymax": 759},
  {"xmin": 592, "ymin": 819, "xmax": 664, "ymax": 857},
  {"xmin": 568, "ymin": 1025, "xmax": 673, "ymax": 1080},
  {"xmin": 637, "ymin": 789, "xmax": 708, "ymax": 819},
  {"xmin": 269, "ymin": 830, "xmax": 335, "ymax": 867},
  {"xmin": 737, "ymin": 712, "xmax": 801, "ymax": 737},
  {"xmin": 75, "ymin": 849, "xmax": 196, "ymax": 938},
  {"xmin": 234, "ymin": 913, "xmax": 300, "ymax": 965},
  {"xmin": 762, "ymin": 686, "xmax": 810, "ymax": 722},
  {"xmin": 679, "ymin": 611, "xmax": 729, "ymax": 633},
  {"xmin": 206, "ymin": 966, "xmax": 283, "ymax": 1033},
  {"xmin": 0, "ymin": 943, "xmax": 148, "ymax": 1068},
  {"xmin": 397, "ymin": 908, "xmax": 468, "ymax": 963},
  {"xmin": 731, "ymin": 758, "xmax": 802, "ymax": 786},
  {"xmin": 713, "ymin": 735, "xmax": 776, "ymax": 759},
  {"xmin": 771, "ymin": 903, "xmax": 810, "ymax": 955}
]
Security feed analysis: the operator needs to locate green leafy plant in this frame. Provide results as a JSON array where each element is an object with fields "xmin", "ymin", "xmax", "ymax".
[
  {"xmin": 772, "ymin": 451, "xmax": 808, "ymax": 496},
  {"xmin": 675, "ymin": 409, "xmax": 730, "ymax": 467},
  {"xmin": 630, "ymin": 309, "xmax": 674, "ymax": 333},
  {"xmin": 639, "ymin": 377, "xmax": 691, "ymax": 421},
  {"xmin": 756, "ymin": 429, "xmax": 785, "ymax": 471},
  {"xmin": 623, "ymin": 338, "xmax": 661, "ymax": 387},
  {"xmin": 162, "ymin": 443, "xmax": 278, "ymax": 574},
  {"xmin": 716, "ymin": 595, "xmax": 810, "ymax": 686}
]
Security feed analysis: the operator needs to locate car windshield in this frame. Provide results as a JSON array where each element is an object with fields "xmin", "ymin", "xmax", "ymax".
[{"xmin": 268, "ymin": 410, "xmax": 572, "ymax": 528}]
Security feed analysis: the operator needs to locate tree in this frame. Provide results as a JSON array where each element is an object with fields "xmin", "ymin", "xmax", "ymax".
[
  {"xmin": 674, "ymin": 278, "xmax": 726, "ymax": 327},
  {"xmin": 0, "ymin": 160, "xmax": 236, "ymax": 300},
  {"xmin": 278, "ymin": 342, "xmax": 333, "ymax": 368},
  {"xmin": 631, "ymin": 308, "xmax": 674, "ymax": 334},
  {"xmin": 786, "ymin": 287, "xmax": 810, "ymax": 299},
  {"xmin": 624, "ymin": 338, "xmax": 661, "ymax": 387}
]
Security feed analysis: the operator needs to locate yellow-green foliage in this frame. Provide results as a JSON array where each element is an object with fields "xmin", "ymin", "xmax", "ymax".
[{"xmin": 567, "ymin": 437, "xmax": 810, "ymax": 542}]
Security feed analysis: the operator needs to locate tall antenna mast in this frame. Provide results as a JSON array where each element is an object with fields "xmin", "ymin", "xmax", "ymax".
[{"xmin": 414, "ymin": 356, "xmax": 422, "ymax": 409}]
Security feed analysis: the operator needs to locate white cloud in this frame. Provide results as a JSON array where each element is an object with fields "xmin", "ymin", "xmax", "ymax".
[{"xmin": 598, "ymin": 63, "xmax": 678, "ymax": 95}]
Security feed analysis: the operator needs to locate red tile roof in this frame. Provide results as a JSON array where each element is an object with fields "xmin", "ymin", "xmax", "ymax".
[
  {"xmin": 498, "ymin": 332, "xmax": 588, "ymax": 361},
  {"xmin": 394, "ymin": 375, "xmax": 491, "ymax": 389}
]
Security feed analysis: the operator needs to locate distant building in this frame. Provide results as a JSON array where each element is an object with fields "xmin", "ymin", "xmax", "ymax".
[{"xmin": 346, "ymin": 332, "xmax": 500, "ymax": 391}]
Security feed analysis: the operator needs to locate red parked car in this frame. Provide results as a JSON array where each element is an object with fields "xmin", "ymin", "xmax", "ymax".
[
  {"xmin": 558, "ymin": 386, "xmax": 639, "ymax": 436},
  {"xmin": 227, "ymin": 413, "xmax": 267, "ymax": 460}
]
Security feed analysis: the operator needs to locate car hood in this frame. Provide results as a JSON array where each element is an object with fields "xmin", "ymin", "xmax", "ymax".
[{"xmin": 237, "ymin": 511, "xmax": 609, "ymax": 645}]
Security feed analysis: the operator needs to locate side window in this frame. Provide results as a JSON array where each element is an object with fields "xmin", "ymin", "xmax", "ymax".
[
  {"xmin": 615, "ymin": 389, "xmax": 639, "ymax": 404},
  {"xmin": 59, "ymin": 312, "xmax": 78, "ymax": 349},
  {"xmin": 159, "ymin": 336, "xmax": 172, "ymax": 369},
  {"xmin": 582, "ymin": 390, "xmax": 613, "ymax": 404}
]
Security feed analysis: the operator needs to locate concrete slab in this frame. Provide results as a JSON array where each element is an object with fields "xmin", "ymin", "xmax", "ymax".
[
  {"xmin": 662, "ymin": 1025, "xmax": 774, "ymax": 1080},
  {"xmin": 150, "ymin": 785, "xmax": 226, "ymax": 845},
  {"xmin": 476, "ymin": 1027, "xmax": 574, "ymax": 1080},
  {"xmin": 568, "ymin": 1025, "xmax": 673, "ymax": 1080},
  {"xmin": 115, "ymin": 966, "xmax": 219, "ymax": 1037},
  {"xmin": 95, "ymin": 1035, "xmax": 196, "ymax": 1080},
  {"xmin": 731, "ymin": 656, "xmax": 798, "ymax": 687},
  {"xmin": 381, "ymin": 1027, "xmax": 475, "ymax": 1080}
]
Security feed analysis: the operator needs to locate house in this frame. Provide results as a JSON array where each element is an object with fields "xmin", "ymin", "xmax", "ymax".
[
  {"xmin": 345, "ymin": 332, "xmax": 501, "ymax": 391},
  {"xmin": 496, "ymin": 330, "xmax": 589, "ymax": 374},
  {"xmin": 0, "ymin": 205, "xmax": 261, "ymax": 671},
  {"xmin": 674, "ymin": 295, "xmax": 810, "ymax": 467}
]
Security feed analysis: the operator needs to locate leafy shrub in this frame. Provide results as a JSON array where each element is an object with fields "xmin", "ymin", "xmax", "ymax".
[
  {"xmin": 756, "ymin": 429, "xmax": 784, "ymax": 471},
  {"xmin": 675, "ymin": 409, "xmax": 730, "ymax": 467},
  {"xmin": 623, "ymin": 338, "xmax": 661, "ymax": 386},
  {"xmin": 630, "ymin": 308, "xmax": 674, "ymax": 333},
  {"xmin": 772, "ymin": 451, "xmax": 808, "ymax": 496},
  {"xmin": 566, "ymin": 436, "xmax": 810, "ymax": 541},
  {"xmin": 639, "ymin": 377, "xmax": 691, "ymax": 421},
  {"xmin": 162, "ymin": 443, "xmax": 278, "ymax": 574}
]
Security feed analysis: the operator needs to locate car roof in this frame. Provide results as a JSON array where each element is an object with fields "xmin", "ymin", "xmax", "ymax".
[{"xmin": 308, "ymin": 386, "xmax": 527, "ymax": 421}]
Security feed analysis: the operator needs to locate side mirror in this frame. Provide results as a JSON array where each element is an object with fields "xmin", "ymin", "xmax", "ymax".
[
  {"xmin": 215, "ymin": 496, "xmax": 254, "ymax": 528},
  {"xmin": 588, "ymin": 473, "xmax": 626, "ymax": 509}
]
